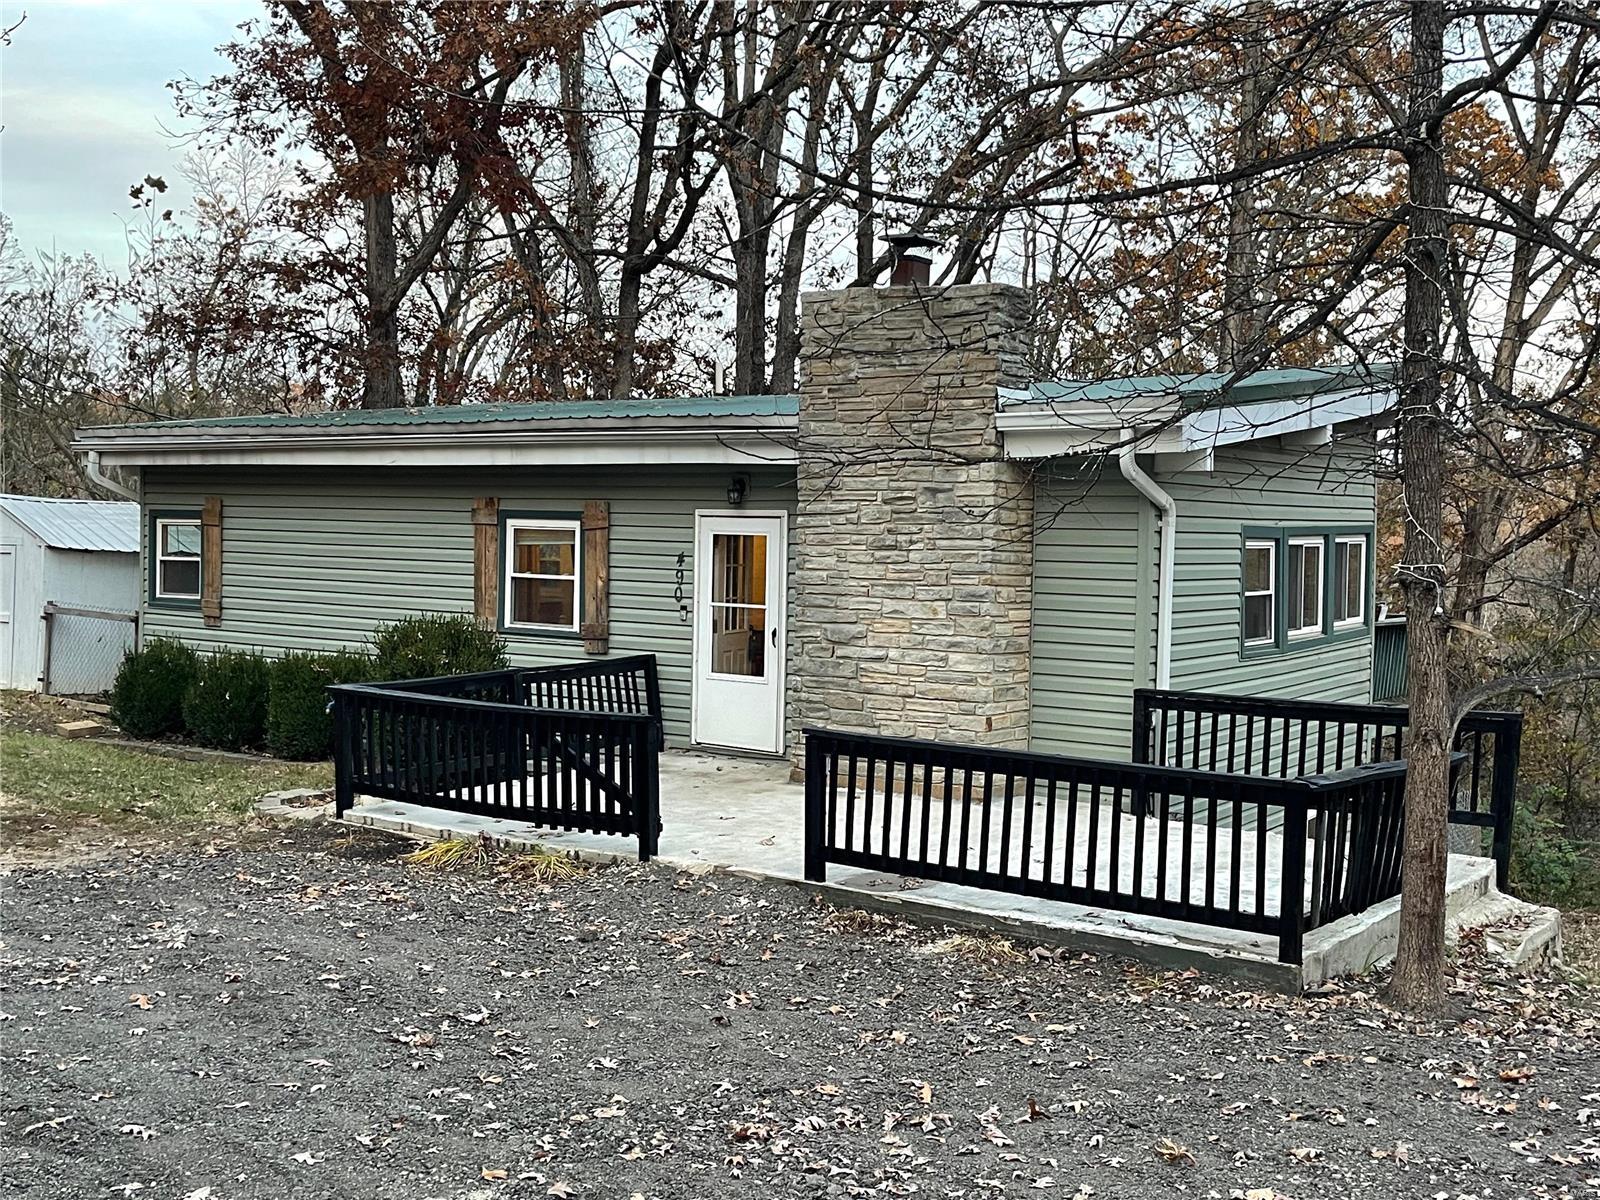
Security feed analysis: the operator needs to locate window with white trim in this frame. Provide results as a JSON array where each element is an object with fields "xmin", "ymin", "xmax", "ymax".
[
  {"xmin": 1242, "ymin": 539, "xmax": 1276, "ymax": 645},
  {"xmin": 154, "ymin": 517, "xmax": 202, "ymax": 600},
  {"xmin": 1286, "ymin": 537, "xmax": 1325, "ymax": 638},
  {"xmin": 1333, "ymin": 534, "xmax": 1367, "ymax": 627},
  {"xmin": 504, "ymin": 518, "xmax": 581, "ymax": 632}
]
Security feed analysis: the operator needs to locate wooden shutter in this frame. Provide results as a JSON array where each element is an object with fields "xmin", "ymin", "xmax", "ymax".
[
  {"xmin": 472, "ymin": 497, "xmax": 499, "ymax": 626},
  {"xmin": 200, "ymin": 496, "xmax": 223, "ymax": 627},
  {"xmin": 580, "ymin": 500, "xmax": 609, "ymax": 654}
]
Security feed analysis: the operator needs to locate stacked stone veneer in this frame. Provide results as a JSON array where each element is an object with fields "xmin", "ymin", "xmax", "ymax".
[{"xmin": 788, "ymin": 283, "xmax": 1035, "ymax": 770}]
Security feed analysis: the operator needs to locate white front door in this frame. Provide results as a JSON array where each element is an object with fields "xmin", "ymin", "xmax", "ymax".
[{"xmin": 691, "ymin": 511, "xmax": 786, "ymax": 754}]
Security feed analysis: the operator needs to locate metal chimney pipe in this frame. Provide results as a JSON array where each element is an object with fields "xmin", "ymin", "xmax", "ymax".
[{"xmin": 885, "ymin": 232, "xmax": 939, "ymax": 287}]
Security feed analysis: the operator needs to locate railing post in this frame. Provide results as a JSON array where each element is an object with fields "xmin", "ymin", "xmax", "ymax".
[
  {"xmin": 332, "ymin": 691, "xmax": 356, "ymax": 818},
  {"xmin": 803, "ymin": 733, "xmax": 826, "ymax": 882},
  {"xmin": 1277, "ymin": 788, "xmax": 1308, "ymax": 965},
  {"xmin": 642, "ymin": 656, "xmax": 663, "ymax": 731},
  {"xmin": 1130, "ymin": 690, "xmax": 1151, "ymax": 765},
  {"xmin": 1490, "ymin": 713, "xmax": 1522, "ymax": 892},
  {"xmin": 1130, "ymin": 691, "xmax": 1152, "ymax": 814},
  {"xmin": 636, "ymin": 720, "xmax": 660, "ymax": 862}
]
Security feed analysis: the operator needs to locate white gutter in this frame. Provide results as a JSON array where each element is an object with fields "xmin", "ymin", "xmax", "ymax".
[
  {"xmin": 85, "ymin": 451, "xmax": 138, "ymax": 501},
  {"xmin": 1117, "ymin": 433, "xmax": 1175, "ymax": 690}
]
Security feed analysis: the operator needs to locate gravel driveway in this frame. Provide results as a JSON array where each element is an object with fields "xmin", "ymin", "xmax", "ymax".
[{"xmin": 2, "ymin": 824, "xmax": 1595, "ymax": 1200}]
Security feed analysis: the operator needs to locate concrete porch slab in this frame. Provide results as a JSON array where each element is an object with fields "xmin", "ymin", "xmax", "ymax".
[{"xmin": 342, "ymin": 748, "xmax": 1497, "ymax": 991}]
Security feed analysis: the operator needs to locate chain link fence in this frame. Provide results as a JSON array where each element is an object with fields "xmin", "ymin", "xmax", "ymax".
[{"xmin": 42, "ymin": 603, "xmax": 138, "ymax": 696}]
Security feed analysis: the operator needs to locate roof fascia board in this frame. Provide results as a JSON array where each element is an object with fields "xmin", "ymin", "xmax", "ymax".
[
  {"xmin": 997, "ymin": 386, "xmax": 1395, "ymax": 460},
  {"xmin": 1170, "ymin": 387, "xmax": 1394, "ymax": 451},
  {"xmin": 84, "ymin": 428, "xmax": 799, "ymax": 470}
]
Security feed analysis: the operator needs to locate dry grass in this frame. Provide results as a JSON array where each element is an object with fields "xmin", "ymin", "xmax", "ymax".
[
  {"xmin": 402, "ymin": 835, "xmax": 496, "ymax": 870},
  {"xmin": 820, "ymin": 906, "xmax": 904, "ymax": 937},
  {"xmin": 402, "ymin": 834, "xmax": 589, "ymax": 883},
  {"xmin": 497, "ymin": 847, "xmax": 589, "ymax": 883},
  {"xmin": 922, "ymin": 931, "xmax": 1032, "ymax": 968}
]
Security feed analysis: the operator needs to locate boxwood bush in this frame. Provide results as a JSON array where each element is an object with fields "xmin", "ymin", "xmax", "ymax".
[
  {"xmin": 108, "ymin": 639, "xmax": 200, "ymax": 739},
  {"xmin": 370, "ymin": 614, "xmax": 508, "ymax": 681},
  {"xmin": 182, "ymin": 649, "xmax": 271, "ymax": 750},
  {"xmin": 265, "ymin": 649, "xmax": 375, "ymax": 760}
]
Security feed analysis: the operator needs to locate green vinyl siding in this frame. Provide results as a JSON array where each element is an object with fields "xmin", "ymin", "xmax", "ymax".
[
  {"xmin": 139, "ymin": 466, "xmax": 797, "ymax": 746},
  {"xmin": 1028, "ymin": 437, "xmax": 1376, "ymax": 763},
  {"xmin": 1029, "ymin": 462, "xmax": 1155, "ymax": 759},
  {"xmin": 1163, "ymin": 437, "xmax": 1375, "ymax": 703}
]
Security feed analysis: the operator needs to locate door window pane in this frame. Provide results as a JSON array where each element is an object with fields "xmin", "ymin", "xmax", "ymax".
[{"xmin": 709, "ymin": 533, "xmax": 767, "ymax": 677}]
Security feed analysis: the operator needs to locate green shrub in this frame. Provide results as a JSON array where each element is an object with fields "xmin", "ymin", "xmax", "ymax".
[
  {"xmin": 265, "ymin": 649, "xmax": 375, "ymax": 760},
  {"xmin": 370, "ymin": 614, "xmax": 508, "ymax": 680},
  {"xmin": 108, "ymin": 639, "xmax": 200, "ymax": 739},
  {"xmin": 1509, "ymin": 798, "xmax": 1600, "ymax": 910},
  {"xmin": 182, "ymin": 649, "xmax": 271, "ymax": 750}
]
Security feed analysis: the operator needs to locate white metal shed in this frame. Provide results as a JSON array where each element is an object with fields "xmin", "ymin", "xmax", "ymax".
[{"xmin": 0, "ymin": 494, "xmax": 140, "ymax": 693}]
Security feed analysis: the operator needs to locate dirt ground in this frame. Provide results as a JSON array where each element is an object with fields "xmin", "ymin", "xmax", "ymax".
[{"xmin": 2, "ymin": 824, "xmax": 1596, "ymax": 1200}]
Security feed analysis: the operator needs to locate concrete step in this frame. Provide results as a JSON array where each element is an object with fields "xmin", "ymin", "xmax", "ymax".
[{"xmin": 1451, "ymin": 889, "xmax": 1564, "ymax": 971}]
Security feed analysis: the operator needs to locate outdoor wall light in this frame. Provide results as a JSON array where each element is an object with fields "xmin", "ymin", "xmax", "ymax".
[{"xmin": 727, "ymin": 475, "xmax": 749, "ymax": 506}]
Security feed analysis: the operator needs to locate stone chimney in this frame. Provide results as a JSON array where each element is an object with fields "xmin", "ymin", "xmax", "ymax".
[{"xmin": 788, "ymin": 282, "xmax": 1035, "ymax": 770}]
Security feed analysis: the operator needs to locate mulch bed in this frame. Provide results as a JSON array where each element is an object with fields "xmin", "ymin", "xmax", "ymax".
[{"xmin": 2, "ymin": 824, "xmax": 1595, "ymax": 1199}]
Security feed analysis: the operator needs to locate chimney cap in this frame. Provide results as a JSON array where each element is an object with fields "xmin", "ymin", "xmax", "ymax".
[{"xmin": 885, "ymin": 231, "xmax": 940, "ymax": 254}]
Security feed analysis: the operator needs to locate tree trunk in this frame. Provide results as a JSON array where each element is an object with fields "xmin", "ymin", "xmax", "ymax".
[
  {"xmin": 1221, "ymin": 3, "xmax": 1266, "ymax": 368},
  {"xmin": 1389, "ymin": 0, "xmax": 1452, "ymax": 1012},
  {"xmin": 363, "ymin": 190, "xmax": 404, "ymax": 410}
]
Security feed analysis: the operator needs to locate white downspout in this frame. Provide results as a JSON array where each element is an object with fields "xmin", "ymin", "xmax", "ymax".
[
  {"xmin": 1117, "ymin": 433, "xmax": 1176, "ymax": 690},
  {"xmin": 86, "ymin": 452, "xmax": 138, "ymax": 501}
]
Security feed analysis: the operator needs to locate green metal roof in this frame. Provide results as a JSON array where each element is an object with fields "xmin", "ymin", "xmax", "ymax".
[
  {"xmin": 88, "ymin": 394, "xmax": 800, "ymax": 435},
  {"xmin": 1014, "ymin": 364, "xmax": 1398, "ymax": 408}
]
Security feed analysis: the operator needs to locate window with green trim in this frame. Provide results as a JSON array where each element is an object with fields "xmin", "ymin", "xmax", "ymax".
[
  {"xmin": 1239, "ymin": 527, "xmax": 1371, "ymax": 655},
  {"xmin": 150, "ymin": 510, "xmax": 202, "ymax": 604}
]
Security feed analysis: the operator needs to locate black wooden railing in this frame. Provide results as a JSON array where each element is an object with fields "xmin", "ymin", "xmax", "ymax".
[
  {"xmin": 803, "ymin": 727, "xmax": 1434, "ymax": 964},
  {"xmin": 1131, "ymin": 688, "xmax": 1521, "ymax": 888},
  {"xmin": 329, "ymin": 656, "xmax": 663, "ymax": 859}
]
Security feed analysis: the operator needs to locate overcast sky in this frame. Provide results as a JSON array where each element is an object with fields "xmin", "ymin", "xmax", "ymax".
[{"xmin": 1, "ymin": 0, "xmax": 255, "ymax": 266}]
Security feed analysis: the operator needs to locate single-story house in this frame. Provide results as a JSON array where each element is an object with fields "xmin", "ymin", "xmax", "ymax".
[
  {"xmin": 72, "ymin": 282, "xmax": 1393, "ymax": 768},
  {"xmin": 0, "ymin": 493, "xmax": 141, "ymax": 692}
]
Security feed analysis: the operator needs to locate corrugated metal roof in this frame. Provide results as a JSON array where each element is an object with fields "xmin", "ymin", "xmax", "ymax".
[
  {"xmin": 85, "ymin": 394, "xmax": 801, "ymax": 436},
  {"xmin": 1012, "ymin": 364, "xmax": 1398, "ymax": 408},
  {"xmin": 0, "ymin": 494, "xmax": 140, "ymax": 552}
]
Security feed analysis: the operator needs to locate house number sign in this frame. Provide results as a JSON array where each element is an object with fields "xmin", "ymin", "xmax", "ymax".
[{"xmin": 675, "ymin": 551, "xmax": 689, "ymax": 622}]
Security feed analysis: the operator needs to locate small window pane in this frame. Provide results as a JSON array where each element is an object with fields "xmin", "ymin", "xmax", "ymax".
[
  {"xmin": 1335, "ymin": 539, "xmax": 1364, "ymax": 624},
  {"xmin": 159, "ymin": 559, "xmax": 200, "ymax": 597},
  {"xmin": 510, "ymin": 576, "xmax": 575, "ymax": 627},
  {"xmin": 1288, "ymin": 541, "xmax": 1324, "ymax": 634},
  {"xmin": 1243, "ymin": 593, "xmax": 1273, "ymax": 643},
  {"xmin": 513, "ymin": 527, "xmax": 575, "ymax": 576},
  {"xmin": 1244, "ymin": 544, "xmax": 1272, "ymax": 593},
  {"xmin": 163, "ymin": 522, "xmax": 201, "ymax": 557},
  {"xmin": 711, "ymin": 604, "xmax": 766, "ymax": 677},
  {"xmin": 712, "ymin": 533, "xmax": 767, "ymax": 608}
]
